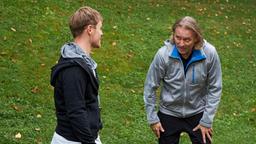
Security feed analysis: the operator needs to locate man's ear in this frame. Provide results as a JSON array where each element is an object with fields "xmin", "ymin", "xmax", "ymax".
[{"xmin": 85, "ymin": 25, "xmax": 93, "ymax": 35}]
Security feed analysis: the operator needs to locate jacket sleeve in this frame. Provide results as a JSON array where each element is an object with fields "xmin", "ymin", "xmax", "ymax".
[
  {"xmin": 200, "ymin": 48, "xmax": 222, "ymax": 128},
  {"xmin": 144, "ymin": 49, "xmax": 166, "ymax": 125},
  {"xmin": 62, "ymin": 66, "xmax": 96, "ymax": 144}
]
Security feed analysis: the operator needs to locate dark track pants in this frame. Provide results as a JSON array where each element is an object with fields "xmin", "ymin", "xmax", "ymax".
[{"xmin": 158, "ymin": 111, "xmax": 211, "ymax": 144}]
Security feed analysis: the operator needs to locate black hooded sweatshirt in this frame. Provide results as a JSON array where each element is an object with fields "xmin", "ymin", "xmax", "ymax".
[{"xmin": 50, "ymin": 57, "xmax": 102, "ymax": 144}]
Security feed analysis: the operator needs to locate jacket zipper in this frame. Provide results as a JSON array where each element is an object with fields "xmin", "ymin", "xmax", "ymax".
[
  {"xmin": 192, "ymin": 65, "xmax": 195, "ymax": 84},
  {"xmin": 179, "ymin": 59, "xmax": 186, "ymax": 117}
]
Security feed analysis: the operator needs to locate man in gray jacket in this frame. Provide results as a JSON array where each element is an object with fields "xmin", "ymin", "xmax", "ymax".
[{"xmin": 144, "ymin": 16, "xmax": 222, "ymax": 144}]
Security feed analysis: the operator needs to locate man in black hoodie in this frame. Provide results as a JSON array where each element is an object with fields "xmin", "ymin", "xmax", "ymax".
[{"xmin": 50, "ymin": 6, "xmax": 103, "ymax": 144}]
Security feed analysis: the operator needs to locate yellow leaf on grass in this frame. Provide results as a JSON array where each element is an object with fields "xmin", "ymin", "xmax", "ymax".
[
  {"xmin": 31, "ymin": 86, "xmax": 39, "ymax": 94},
  {"xmin": 29, "ymin": 38, "xmax": 32, "ymax": 43},
  {"xmin": 15, "ymin": 133, "xmax": 21, "ymax": 139},
  {"xmin": 1, "ymin": 52, "xmax": 7, "ymax": 55},
  {"xmin": 11, "ymin": 27, "xmax": 16, "ymax": 32},
  {"xmin": 11, "ymin": 104, "xmax": 19, "ymax": 111},
  {"xmin": 37, "ymin": 114, "xmax": 42, "ymax": 118},
  {"xmin": 35, "ymin": 128, "xmax": 41, "ymax": 131},
  {"xmin": 112, "ymin": 42, "xmax": 117, "ymax": 46}
]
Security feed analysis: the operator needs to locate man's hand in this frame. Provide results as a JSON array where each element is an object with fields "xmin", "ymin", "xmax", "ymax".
[
  {"xmin": 193, "ymin": 124, "xmax": 213, "ymax": 144},
  {"xmin": 150, "ymin": 122, "xmax": 165, "ymax": 138}
]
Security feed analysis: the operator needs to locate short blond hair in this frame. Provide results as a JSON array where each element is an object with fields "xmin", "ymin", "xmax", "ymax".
[
  {"xmin": 69, "ymin": 6, "xmax": 103, "ymax": 38},
  {"xmin": 170, "ymin": 16, "xmax": 203, "ymax": 50}
]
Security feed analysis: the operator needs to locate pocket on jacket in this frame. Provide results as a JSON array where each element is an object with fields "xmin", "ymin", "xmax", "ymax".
[
  {"xmin": 188, "ymin": 83, "xmax": 204, "ymax": 107},
  {"xmin": 188, "ymin": 64, "xmax": 206, "ymax": 84}
]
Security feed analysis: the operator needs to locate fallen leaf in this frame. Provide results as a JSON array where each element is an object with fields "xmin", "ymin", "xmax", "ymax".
[
  {"xmin": 36, "ymin": 140, "xmax": 42, "ymax": 144},
  {"xmin": 11, "ymin": 104, "xmax": 19, "ymax": 111},
  {"xmin": 35, "ymin": 128, "xmax": 40, "ymax": 131},
  {"xmin": 29, "ymin": 38, "xmax": 32, "ymax": 43},
  {"xmin": 36, "ymin": 114, "xmax": 42, "ymax": 118},
  {"xmin": 41, "ymin": 63, "xmax": 45, "ymax": 67},
  {"xmin": 124, "ymin": 119, "xmax": 130, "ymax": 126},
  {"xmin": 251, "ymin": 108, "xmax": 256, "ymax": 112},
  {"xmin": 0, "ymin": 52, "xmax": 7, "ymax": 56},
  {"xmin": 112, "ymin": 41, "xmax": 116, "ymax": 46},
  {"xmin": 15, "ymin": 132, "xmax": 21, "ymax": 139},
  {"xmin": 127, "ymin": 53, "xmax": 133, "ymax": 59},
  {"xmin": 11, "ymin": 58, "xmax": 17, "ymax": 63},
  {"xmin": 11, "ymin": 27, "xmax": 16, "ymax": 32},
  {"xmin": 198, "ymin": 8, "xmax": 203, "ymax": 12},
  {"xmin": 31, "ymin": 86, "xmax": 39, "ymax": 94}
]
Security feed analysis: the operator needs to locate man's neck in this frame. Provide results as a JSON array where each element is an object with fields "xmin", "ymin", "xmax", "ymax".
[
  {"xmin": 74, "ymin": 37, "xmax": 92, "ymax": 55},
  {"xmin": 181, "ymin": 48, "xmax": 194, "ymax": 59},
  {"xmin": 181, "ymin": 53, "xmax": 191, "ymax": 60},
  {"xmin": 181, "ymin": 53, "xmax": 192, "ymax": 61}
]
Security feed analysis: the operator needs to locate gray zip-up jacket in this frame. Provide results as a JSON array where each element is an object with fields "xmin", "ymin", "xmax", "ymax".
[{"xmin": 144, "ymin": 40, "xmax": 222, "ymax": 128}]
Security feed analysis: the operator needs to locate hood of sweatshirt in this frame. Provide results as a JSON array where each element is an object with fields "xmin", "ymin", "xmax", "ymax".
[
  {"xmin": 50, "ymin": 57, "xmax": 99, "ymax": 90},
  {"xmin": 61, "ymin": 42, "xmax": 97, "ymax": 71},
  {"xmin": 50, "ymin": 42, "xmax": 99, "ymax": 89}
]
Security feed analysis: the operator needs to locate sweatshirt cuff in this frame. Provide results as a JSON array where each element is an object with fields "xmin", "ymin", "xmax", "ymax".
[
  {"xmin": 199, "ymin": 120, "xmax": 212, "ymax": 128},
  {"xmin": 148, "ymin": 116, "xmax": 160, "ymax": 125}
]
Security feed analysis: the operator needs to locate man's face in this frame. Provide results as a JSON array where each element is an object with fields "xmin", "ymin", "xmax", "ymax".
[
  {"xmin": 90, "ymin": 21, "xmax": 103, "ymax": 48},
  {"xmin": 174, "ymin": 27, "xmax": 197, "ymax": 59}
]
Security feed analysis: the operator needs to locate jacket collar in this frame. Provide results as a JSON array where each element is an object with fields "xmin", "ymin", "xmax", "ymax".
[{"xmin": 169, "ymin": 45, "xmax": 206, "ymax": 71}]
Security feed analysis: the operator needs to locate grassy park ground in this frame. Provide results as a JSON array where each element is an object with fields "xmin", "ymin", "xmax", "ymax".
[{"xmin": 0, "ymin": 0, "xmax": 256, "ymax": 143}]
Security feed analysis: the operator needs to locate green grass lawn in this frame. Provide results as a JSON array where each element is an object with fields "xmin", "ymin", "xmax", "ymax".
[{"xmin": 1, "ymin": 0, "xmax": 256, "ymax": 143}]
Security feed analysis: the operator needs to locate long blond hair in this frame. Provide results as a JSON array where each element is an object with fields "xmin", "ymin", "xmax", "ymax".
[{"xmin": 170, "ymin": 16, "xmax": 203, "ymax": 50}]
